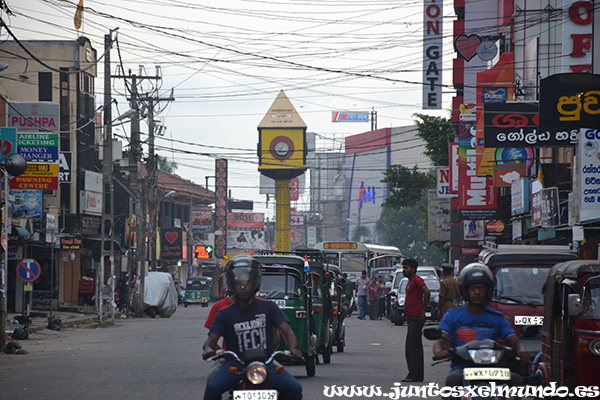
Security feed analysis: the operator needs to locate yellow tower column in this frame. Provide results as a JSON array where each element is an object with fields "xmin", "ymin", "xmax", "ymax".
[{"xmin": 275, "ymin": 180, "xmax": 290, "ymax": 252}]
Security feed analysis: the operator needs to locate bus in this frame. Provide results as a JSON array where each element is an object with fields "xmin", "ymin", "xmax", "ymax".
[{"xmin": 312, "ymin": 241, "xmax": 403, "ymax": 281}]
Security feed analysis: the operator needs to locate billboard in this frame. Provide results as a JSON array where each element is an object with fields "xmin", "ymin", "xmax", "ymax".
[
  {"xmin": 423, "ymin": 0, "xmax": 442, "ymax": 109},
  {"xmin": 227, "ymin": 228, "xmax": 266, "ymax": 251},
  {"xmin": 331, "ymin": 111, "xmax": 369, "ymax": 122},
  {"xmin": 227, "ymin": 212, "xmax": 265, "ymax": 229},
  {"xmin": 6, "ymin": 101, "xmax": 60, "ymax": 131}
]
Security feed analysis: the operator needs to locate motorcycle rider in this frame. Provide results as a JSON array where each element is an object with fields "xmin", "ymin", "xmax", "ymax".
[
  {"xmin": 432, "ymin": 263, "xmax": 530, "ymax": 391},
  {"xmin": 203, "ymin": 255, "xmax": 303, "ymax": 400}
]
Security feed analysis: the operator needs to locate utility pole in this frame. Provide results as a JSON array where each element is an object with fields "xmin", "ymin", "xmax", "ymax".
[{"xmin": 100, "ymin": 30, "xmax": 117, "ymax": 324}]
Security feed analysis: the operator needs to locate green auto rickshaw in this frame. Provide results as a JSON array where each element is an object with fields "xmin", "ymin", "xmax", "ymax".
[
  {"xmin": 184, "ymin": 276, "xmax": 212, "ymax": 307},
  {"xmin": 325, "ymin": 263, "xmax": 346, "ymax": 353},
  {"xmin": 294, "ymin": 248, "xmax": 334, "ymax": 364},
  {"xmin": 254, "ymin": 254, "xmax": 318, "ymax": 377}
]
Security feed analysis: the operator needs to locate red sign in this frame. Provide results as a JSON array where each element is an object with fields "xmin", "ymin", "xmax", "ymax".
[
  {"xmin": 290, "ymin": 177, "xmax": 299, "ymax": 201},
  {"xmin": 492, "ymin": 164, "xmax": 527, "ymax": 187},
  {"xmin": 227, "ymin": 212, "xmax": 265, "ymax": 229}
]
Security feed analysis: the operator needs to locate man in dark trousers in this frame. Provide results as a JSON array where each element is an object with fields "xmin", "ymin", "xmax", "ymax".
[{"xmin": 401, "ymin": 258, "xmax": 430, "ymax": 382}]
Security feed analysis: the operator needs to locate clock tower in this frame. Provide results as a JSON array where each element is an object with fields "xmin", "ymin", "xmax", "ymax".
[{"xmin": 257, "ymin": 90, "xmax": 307, "ymax": 251}]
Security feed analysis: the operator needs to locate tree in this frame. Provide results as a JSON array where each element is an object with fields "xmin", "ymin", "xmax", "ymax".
[
  {"xmin": 381, "ymin": 165, "xmax": 435, "ymax": 209},
  {"xmin": 351, "ymin": 225, "xmax": 371, "ymax": 242},
  {"xmin": 413, "ymin": 113, "xmax": 453, "ymax": 167},
  {"xmin": 375, "ymin": 204, "xmax": 445, "ymax": 266},
  {"xmin": 157, "ymin": 155, "xmax": 178, "ymax": 173}
]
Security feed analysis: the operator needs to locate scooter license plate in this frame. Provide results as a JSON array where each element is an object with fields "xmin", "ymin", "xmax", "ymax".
[
  {"xmin": 463, "ymin": 367, "xmax": 511, "ymax": 381},
  {"xmin": 233, "ymin": 390, "xmax": 278, "ymax": 400}
]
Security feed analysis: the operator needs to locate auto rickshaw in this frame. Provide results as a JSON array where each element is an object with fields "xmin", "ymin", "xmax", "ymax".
[
  {"xmin": 254, "ymin": 254, "xmax": 318, "ymax": 377},
  {"xmin": 325, "ymin": 263, "xmax": 346, "ymax": 353},
  {"xmin": 183, "ymin": 276, "xmax": 213, "ymax": 307},
  {"xmin": 534, "ymin": 260, "xmax": 600, "ymax": 391},
  {"xmin": 295, "ymin": 248, "xmax": 334, "ymax": 364}
]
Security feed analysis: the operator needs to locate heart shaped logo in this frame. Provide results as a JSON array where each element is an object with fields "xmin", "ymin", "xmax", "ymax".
[
  {"xmin": 454, "ymin": 34, "xmax": 481, "ymax": 62},
  {"xmin": 165, "ymin": 231, "xmax": 178, "ymax": 244}
]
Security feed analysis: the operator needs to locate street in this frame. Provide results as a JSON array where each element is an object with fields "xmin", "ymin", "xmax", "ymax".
[{"xmin": 0, "ymin": 306, "xmax": 448, "ymax": 400}]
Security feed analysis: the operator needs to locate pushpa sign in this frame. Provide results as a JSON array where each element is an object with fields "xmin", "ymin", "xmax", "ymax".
[{"xmin": 7, "ymin": 101, "xmax": 59, "ymax": 131}]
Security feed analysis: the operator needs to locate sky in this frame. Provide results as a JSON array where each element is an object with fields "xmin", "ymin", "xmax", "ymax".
[{"xmin": 2, "ymin": 0, "xmax": 454, "ymax": 218}]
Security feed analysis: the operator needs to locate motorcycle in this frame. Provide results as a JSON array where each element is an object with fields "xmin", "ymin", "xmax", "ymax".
[
  {"xmin": 206, "ymin": 349, "xmax": 293, "ymax": 400},
  {"xmin": 423, "ymin": 326, "xmax": 538, "ymax": 400}
]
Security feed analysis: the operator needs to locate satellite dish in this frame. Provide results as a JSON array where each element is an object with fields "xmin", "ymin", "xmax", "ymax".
[{"xmin": 4, "ymin": 153, "xmax": 28, "ymax": 177}]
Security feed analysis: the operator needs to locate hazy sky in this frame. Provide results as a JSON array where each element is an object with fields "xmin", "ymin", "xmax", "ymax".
[{"xmin": 2, "ymin": 0, "xmax": 453, "ymax": 217}]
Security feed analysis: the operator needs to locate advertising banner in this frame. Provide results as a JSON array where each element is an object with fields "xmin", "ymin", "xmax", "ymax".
[
  {"xmin": 483, "ymin": 102, "xmax": 539, "ymax": 147},
  {"xmin": 493, "ymin": 164, "xmax": 527, "ymax": 187},
  {"xmin": 449, "ymin": 142, "xmax": 459, "ymax": 194},
  {"xmin": 159, "ymin": 227, "xmax": 183, "ymax": 260},
  {"xmin": 511, "ymin": 177, "xmax": 529, "ymax": 216},
  {"xmin": 576, "ymin": 128, "xmax": 600, "ymax": 223},
  {"xmin": 485, "ymin": 220, "xmax": 511, "ymax": 238},
  {"xmin": 422, "ymin": 0, "xmax": 443, "ymax": 109},
  {"xmin": 10, "ymin": 189, "xmax": 42, "ymax": 219},
  {"xmin": 331, "ymin": 111, "xmax": 369, "ymax": 122},
  {"xmin": 10, "ymin": 162, "xmax": 59, "ymax": 190},
  {"xmin": 227, "ymin": 212, "xmax": 265, "ymax": 229},
  {"xmin": 458, "ymin": 104, "xmax": 497, "ymax": 220},
  {"xmin": 192, "ymin": 206, "xmax": 212, "ymax": 232},
  {"xmin": 6, "ymin": 101, "xmax": 60, "ymax": 131},
  {"xmin": 539, "ymin": 74, "xmax": 600, "ymax": 145},
  {"xmin": 436, "ymin": 167, "xmax": 453, "ymax": 198},
  {"xmin": 427, "ymin": 189, "xmax": 450, "ymax": 242},
  {"xmin": 16, "ymin": 132, "xmax": 59, "ymax": 161},
  {"xmin": 227, "ymin": 228, "xmax": 266, "ymax": 251}
]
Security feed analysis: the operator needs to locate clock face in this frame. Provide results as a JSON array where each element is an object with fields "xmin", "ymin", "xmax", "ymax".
[
  {"xmin": 269, "ymin": 136, "xmax": 295, "ymax": 160},
  {"xmin": 274, "ymin": 140, "xmax": 290, "ymax": 156}
]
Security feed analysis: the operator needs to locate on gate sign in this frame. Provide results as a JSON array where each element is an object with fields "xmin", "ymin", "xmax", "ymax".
[{"xmin": 10, "ymin": 162, "xmax": 59, "ymax": 190}]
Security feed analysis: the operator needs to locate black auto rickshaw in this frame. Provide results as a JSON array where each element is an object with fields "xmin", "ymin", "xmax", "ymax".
[
  {"xmin": 254, "ymin": 254, "xmax": 318, "ymax": 377},
  {"xmin": 533, "ymin": 260, "xmax": 600, "ymax": 391},
  {"xmin": 184, "ymin": 276, "xmax": 213, "ymax": 307}
]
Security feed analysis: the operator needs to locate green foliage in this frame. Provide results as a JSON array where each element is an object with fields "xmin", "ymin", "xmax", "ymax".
[
  {"xmin": 413, "ymin": 113, "xmax": 453, "ymax": 167},
  {"xmin": 351, "ymin": 225, "xmax": 371, "ymax": 242},
  {"xmin": 157, "ymin": 155, "xmax": 178, "ymax": 173},
  {"xmin": 376, "ymin": 205, "xmax": 445, "ymax": 266},
  {"xmin": 381, "ymin": 165, "xmax": 435, "ymax": 209}
]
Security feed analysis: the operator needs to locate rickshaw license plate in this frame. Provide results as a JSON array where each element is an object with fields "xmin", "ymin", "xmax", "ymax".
[
  {"xmin": 233, "ymin": 390, "xmax": 278, "ymax": 400},
  {"xmin": 514, "ymin": 315, "xmax": 543, "ymax": 325},
  {"xmin": 463, "ymin": 367, "xmax": 511, "ymax": 381},
  {"xmin": 273, "ymin": 300, "xmax": 286, "ymax": 307}
]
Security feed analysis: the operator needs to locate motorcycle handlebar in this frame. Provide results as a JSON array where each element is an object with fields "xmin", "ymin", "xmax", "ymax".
[{"xmin": 207, "ymin": 349, "xmax": 292, "ymax": 365}]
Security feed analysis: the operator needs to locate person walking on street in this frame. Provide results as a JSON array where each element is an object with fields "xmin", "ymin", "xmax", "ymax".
[
  {"xmin": 438, "ymin": 263, "xmax": 461, "ymax": 319},
  {"xmin": 355, "ymin": 270, "xmax": 370, "ymax": 320},
  {"xmin": 401, "ymin": 258, "xmax": 430, "ymax": 382},
  {"xmin": 377, "ymin": 276, "xmax": 386, "ymax": 319},
  {"xmin": 367, "ymin": 277, "xmax": 379, "ymax": 320}
]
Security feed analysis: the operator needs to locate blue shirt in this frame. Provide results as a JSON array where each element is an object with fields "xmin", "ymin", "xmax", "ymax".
[
  {"xmin": 439, "ymin": 305, "xmax": 515, "ymax": 369},
  {"xmin": 210, "ymin": 298, "xmax": 289, "ymax": 359}
]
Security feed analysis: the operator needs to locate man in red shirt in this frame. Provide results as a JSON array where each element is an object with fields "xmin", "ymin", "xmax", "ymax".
[
  {"xmin": 401, "ymin": 258, "xmax": 430, "ymax": 382},
  {"xmin": 205, "ymin": 296, "xmax": 234, "ymax": 349}
]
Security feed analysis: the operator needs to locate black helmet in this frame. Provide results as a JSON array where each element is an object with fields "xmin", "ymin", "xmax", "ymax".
[
  {"xmin": 458, "ymin": 262, "xmax": 494, "ymax": 302},
  {"xmin": 225, "ymin": 255, "xmax": 262, "ymax": 295}
]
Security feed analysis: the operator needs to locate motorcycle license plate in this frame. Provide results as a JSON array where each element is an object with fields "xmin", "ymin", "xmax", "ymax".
[
  {"xmin": 463, "ymin": 367, "xmax": 511, "ymax": 381},
  {"xmin": 514, "ymin": 315, "xmax": 543, "ymax": 325},
  {"xmin": 233, "ymin": 390, "xmax": 278, "ymax": 400},
  {"xmin": 425, "ymin": 312, "xmax": 431, "ymax": 317}
]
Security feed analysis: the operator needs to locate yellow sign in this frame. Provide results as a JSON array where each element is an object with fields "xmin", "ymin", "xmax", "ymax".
[
  {"xmin": 258, "ymin": 128, "xmax": 306, "ymax": 170},
  {"xmin": 10, "ymin": 162, "xmax": 59, "ymax": 190},
  {"xmin": 323, "ymin": 242, "xmax": 358, "ymax": 250},
  {"xmin": 24, "ymin": 284, "xmax": 33, "ymax": 292}
]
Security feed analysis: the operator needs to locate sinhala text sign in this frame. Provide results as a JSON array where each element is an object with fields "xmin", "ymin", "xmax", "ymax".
[{"xmin": 577, "ymin": 128, "xmax": 600, "ymax": 223}]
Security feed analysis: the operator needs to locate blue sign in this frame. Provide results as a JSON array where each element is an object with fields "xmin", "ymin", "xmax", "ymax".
[
  {"xmin": 17, "ymin": 258, "xmax": 41, "ymax": 282},
  {"xmin": 11, "ymin": 189, "xmax": 43, "ymax": 219},
  {"xmin": 0, "ymin": 127, "xmax": 17, "ymax": 161},
  {"xmin": 482, "ymin": 87, "xmax": 508, "ymax": 103}
]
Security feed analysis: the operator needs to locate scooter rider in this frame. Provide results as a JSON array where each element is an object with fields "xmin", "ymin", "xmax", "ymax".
[
  {"xmin": 432, "ymin": 263, "xmax": 530, "ymax": 390},
  {"xmin": 203, "ymin": 255, "xmax": 303, "ymax": 400}
]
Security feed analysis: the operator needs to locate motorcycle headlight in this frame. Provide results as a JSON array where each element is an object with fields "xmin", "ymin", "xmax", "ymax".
[
  {"xmin": 246, "ymin": 362, "xmax": 268, "ymax": 385},
  {"xmin": 589, "ymin": 339, "xmax": 600, "ymax": 356},
  {"xmin": 399, "ymin": 298, "xmax": 405, "ymax": 306},
  {"xmin": 468, "ymin": 349, "xmax": 502, "ymax": 364}
]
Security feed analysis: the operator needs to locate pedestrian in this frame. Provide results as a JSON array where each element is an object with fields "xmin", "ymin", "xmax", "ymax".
[
  {"xmin": 385, "ymin": 275, "xmax": 393, "ymax": 318},
  {"xmin": 355, "ymin": 270, "xmax": 370, "ymax": 320},
  {"xmin": 342, "ymin": 273, "xmax": 355, "ymax": 317},
  {"xmin": 438, "ymin": 263, "xmax": 461, "ymax": 319},
  {"xmin": 401, "ymin": 258, "xmax": 430, "ymax": 382},
  {"xmin": 377, "ymin": 276, "xmax": 386, "ymax": 319},
  {"xmin": 367, "ymin": 277, "xmax": 379, "ymax": 320}
]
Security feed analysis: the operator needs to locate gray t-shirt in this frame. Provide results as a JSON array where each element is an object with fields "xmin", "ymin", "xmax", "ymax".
[{"xmin": 356, "ymin": 276, "xmax": 370, "ymax": 296}]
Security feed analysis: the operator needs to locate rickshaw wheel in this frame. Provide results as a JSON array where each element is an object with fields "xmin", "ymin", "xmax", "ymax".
[
  {"xmin": 305, "ymin": 354, "xmax": 316, "ymax": 377},
  {"xmin": 337, "ymin": 339, "xmax": 344, "ymax": 353},
  {"xmin": 184, "ymin": 302, "xmax": 188, "ymax": 308}
]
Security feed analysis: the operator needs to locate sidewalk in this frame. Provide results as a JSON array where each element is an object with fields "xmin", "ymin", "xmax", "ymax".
[{"xmin": 6, "ymin": 310, "xmax": 100, "ymax": 337}]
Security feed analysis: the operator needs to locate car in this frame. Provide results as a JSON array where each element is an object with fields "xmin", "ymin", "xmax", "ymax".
[
  {"xmin": 416, "ymin": 266, "xmax": 440, "ymax": 280},
  {"xmin": 389, "ymin": 275, "xmax": 440, "ymax": 326}
]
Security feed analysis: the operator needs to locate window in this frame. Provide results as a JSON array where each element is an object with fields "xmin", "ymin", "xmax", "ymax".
[{"xmin": 38, "ymin": 72, "xmax": 52, "ymax": 101}]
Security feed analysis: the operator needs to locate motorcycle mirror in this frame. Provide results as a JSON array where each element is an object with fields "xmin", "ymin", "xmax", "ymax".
[
  {"xmin": 520, "ymin": 325, "xmax": 540, "ymax": 339},
  {"xmin": 423, "ymin": 327, "xmax": 443, "ymax": 340}
]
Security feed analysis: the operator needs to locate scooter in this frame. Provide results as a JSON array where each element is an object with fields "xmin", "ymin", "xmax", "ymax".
[
  {"xmin": 423, "ymin": 326, "xmax": 538, "ymax": 400},
  {"xmin": 206, "ymin": 349, "xmax": 292, "ymax": 400}
]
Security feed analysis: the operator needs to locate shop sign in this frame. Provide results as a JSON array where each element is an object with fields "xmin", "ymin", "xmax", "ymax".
[
  {"xmin": 10, "ymin": 189, "xmax": 42, "ymax": 219},
  {"xmin": 60, "ymin": 237, "xmax": 82, "ymax": 250},
  {"xmin": 422, "ymin": 0, "xmax": 442, "ymax": 109},
  {"xmin": 192, "ymin": 206, "xmax": 212, "ymax": 232},
  {"xmin": 6, "ymin": 101, "xmax": 59, "ymax": 131},
  {"xmin": 562, "ymin": 0, "xmax": 592, "ymax": 73},
  {"xmin": 59, "ymin": 152, "xmax": 72, "ymax": 183},
  {"xmin": 16, "ymin": 132, "xmax": 59, "ymax": 161},
  {"xmin": 159, "ymin": 227, "xmax": 183, "ymax": 260},
  {"xmin": 436, "ymin": 167, "xmax": 453, "ymax": 198},
  {"xmin": 576, "ymin": 128, "xmax": 600, "ymax": 223},
  {"xmin": 331, "ymin": 111, "xmax": 369, "ymax": 122},
  {"xmin": 493, "ymin": 164, "xmax": 527, "ymax": 187},
  {"xmin": 10, "ymin": 162, "xmax": 59, "ymax": 190},
  {"xmin": 227, "ymin": 212, "xmax": 265, "ymax": 229},
  {"xmin": 483, "ymin": 102, "xmax": 539, "ymax": 147},
  {"xmin": 79, "ymin": 190, "xmax": 102, "ymax": 216},
  {"xmin": 511, "ymin": 177, "xmax": 529, "ymax": 216}
]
